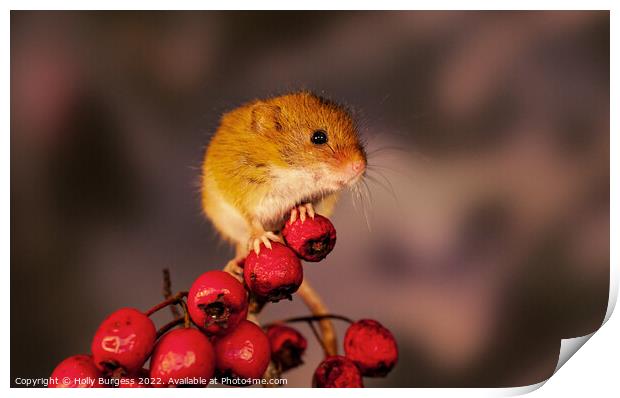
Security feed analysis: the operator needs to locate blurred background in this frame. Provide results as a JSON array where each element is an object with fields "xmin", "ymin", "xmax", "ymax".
[{"xmin": 11, "ymin": 11, "xmax": 609, "ymax": 387}]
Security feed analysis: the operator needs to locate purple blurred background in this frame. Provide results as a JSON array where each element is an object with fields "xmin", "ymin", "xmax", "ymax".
[{"xmin": 11, "ymin": 11, "xmax": 609, "ymax": 387}]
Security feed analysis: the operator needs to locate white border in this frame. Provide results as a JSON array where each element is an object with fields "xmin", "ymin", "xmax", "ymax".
[{"xmin": 3, "ymin": 2, "xmax": 617, "ymax": 397}]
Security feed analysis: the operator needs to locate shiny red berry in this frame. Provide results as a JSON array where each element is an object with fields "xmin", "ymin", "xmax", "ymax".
[
  {"xmin": 49, "ymin": 354, "xmax": 105, "ymax": 388},
  {"xmin": 214, "ymin": 320, "xmax": 271, "ymax": 381},
  {"xmin": 91, "ymin": 307, "xmax": 156, "ymax": 374},
  {"xmin": 344, "ymin": 319, "xmax": 398, "ymax": 377},
  {"xmin": 188, "ymin": 270, "xmax": 249, "ymax": 335},
  {"xmin": 244, "ymin": 242, "xmax": 303, "ymax": 302},
  {"xmin": 282, "ymin": 214, "xmax": 336, "ymax": 262},
  {"xmin": 266, "ymin": 324, "xmax": 307, "ymax": 372},
  {"xmin": 312, "ymin": 355, "xmax": 364, "ymax": 388},
  {"xmin": 149, "ymin": 328, "xmax": 216, "ymax": 387}
]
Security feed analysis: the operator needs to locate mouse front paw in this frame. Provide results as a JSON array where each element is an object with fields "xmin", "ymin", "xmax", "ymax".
[
  {"xmin": 289, "ymin": 203, "xmax": 315, "ymax": 224},
  {"xmin": 248, "ymin": 231, "xmax": 283, "ymax": 255}
]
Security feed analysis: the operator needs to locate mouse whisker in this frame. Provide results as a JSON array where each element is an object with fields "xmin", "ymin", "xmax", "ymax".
[
  {"xmin": 366, "ymin": 163, "xmax": 414, "ymax": 181},
  {"xmin": 365, "ymin": 170, "xmax": 400, "ymax": 207},
  {"xmin": 361, "ymin": 178, "xmax": 374, "ymax": 207},
  {"xmin": 366, "ymin": 162, "xmax": 404, "ymax": 174},
  {"xmin": 349, "ymin": 184, "xmax": 358, "ymax": 210},
  {"xmin": 354, "ymin": 179, "xmax": 372, "ymax": 232},
  {"xmin": 349, "ymin": 185, "xmax": 361, "ymax": 226},
  {"xmin": 366, "ymin": 145, "xmax": 409, "ymax": 157},
  {"xmin": 367, "ymin": 146, "xmax": 432, "ymax": 171},
  {"xmin": 350, "ymin": 183, "xmax": 365, "ymax": 223}
]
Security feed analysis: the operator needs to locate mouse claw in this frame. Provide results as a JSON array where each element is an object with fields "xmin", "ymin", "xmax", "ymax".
[
  {"xmin": 261, "ymin": 235, "xmax": 272, "ymax": 250},
  {"xmin": 253, "ymin": 239, "xmax": 261, "ymax": 255},
  {"xmin": 248, "ymin": 231, "xmax": 283, "ymax": 255},
  {"xmin": 290, "ymin": 208, "xmax": 298, "ymax": 224},
  {"xmin": 290, "ymin": 203, "xmax": 315, "ymax": 223},
  {"xmin": 265, "ymin": 231, "xmax": 283, "ymax": 243},
  {"xmin": 299, "ymin": 206, "xmax": 307, "ymax": 222}
]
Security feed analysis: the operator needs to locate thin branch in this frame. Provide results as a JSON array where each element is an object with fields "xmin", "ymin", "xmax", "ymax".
[
  {"xmin": 162, "ymin": 268, "xmax": 181, "ymax": 319},
  {"xmin": 145, "ymin": 291, "xmax": 188, "ymax": 317},
  {"xmin": 156, "ymin": 317, "xmax": 184, "ymax": 339},
  {"xmin": 296, "ymin": 280, "xmax": 339, "ymax": 356},
  {"xmin": 307, "ymin": 320, "xmax": 330, "ymax": 357},
  {"xmin": 265, "ymin": 314, "xmax": 355, "ymax": 328}
]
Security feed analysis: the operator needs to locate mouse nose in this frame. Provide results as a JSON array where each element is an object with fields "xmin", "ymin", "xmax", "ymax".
[{"xmin": 350, "ymin": 160, "xmax": 366, "ymax": 175}]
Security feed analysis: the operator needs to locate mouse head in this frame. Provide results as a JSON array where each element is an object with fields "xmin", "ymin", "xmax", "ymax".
[{"xmin": 250, "ymin": 92, "xmax": 367, "ymax": 192}]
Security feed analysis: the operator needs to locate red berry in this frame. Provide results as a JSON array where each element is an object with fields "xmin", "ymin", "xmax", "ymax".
[
  {"xmin": 344, "ymin": 319, "xmax": 398, "ymax": 377},
  {"xmin": 244, "ymin": 242, "xmax": 303, "ymax": 302},
  {"xmin": 266, "ymin": 325, "xmax": 307, "ymax": 372},
  {"xmin": 312, "ymin": 355, "xmax": 364, "ymax": 388},
  {"xmin": 91, "ymin": 307, "xmax": 156, "ymax": 374},
  {"xmin": 282, "ymin": 214, "xmax": 336, "ymax": 262},
  {"xmin": 149, "ymin": 328, "xmax": 216, "ymax": 387},
  {"xmin": 188, "ymin": 270, "xmax": 249, "ymax": 336},
  {"xmin": 214, "ymin": 320, "xmax": 271, "ymax": 381},
  {"xmin": 49, "ymin": 354, "xmax": 105, "ymax": 388}
]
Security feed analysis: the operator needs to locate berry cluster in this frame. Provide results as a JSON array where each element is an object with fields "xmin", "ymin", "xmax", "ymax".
[
  {"xmin": 50, "ymin": 213, "xmax": 398, "ymax": 388},
  {"xmin": 273, "ymin": 317, "xmax": 398, "ymax": 388}
]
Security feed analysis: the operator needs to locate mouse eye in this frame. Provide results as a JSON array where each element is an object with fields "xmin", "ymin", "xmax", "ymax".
[{"xmin": 311, "ymin": 130, "xmax": 328, "ymax": 145}]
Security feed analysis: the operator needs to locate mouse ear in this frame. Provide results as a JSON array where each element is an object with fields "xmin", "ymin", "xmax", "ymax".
[{"xmin": 251, "ymin": 103, "xmax": 282, "ymax": 134}]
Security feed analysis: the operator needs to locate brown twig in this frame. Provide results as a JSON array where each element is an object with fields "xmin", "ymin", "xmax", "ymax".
[
  {"xmin": 307, "ymin": 320, "xmax": 330, "ymax": 356},
  {"xmin": 265, "ymin": 313, "xmax": 354, "ymax": 327},
  {"xmin": 145, "ymin": 291, "xmax": 188, "ymax": 317},
  {"xmin": 179, "ymin": 300, "xmax": 191, "ymax": 328},
  {"xmin": 162, "ymin": 268, "xmax": 181, "ymax": 319},
  {"xmin": 296, "ymin": 280, "xmax": 338, "ymax": 356},
  {"xmin": 156, "ymin": 317, "xmax": 184, "ymax": 339}
]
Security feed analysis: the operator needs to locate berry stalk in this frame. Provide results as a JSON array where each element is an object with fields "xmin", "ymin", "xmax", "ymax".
[
  {"xmin": 162, "ymin": 268, "xmax": 181, "ymax": 319},
  {"xmin": 156, "ymin": 317, "xmax": 184, "ymax": 339},
  {"xmin": 297, "ymin": 280, "xmax": 338, "ymax": 356},
  {"xmin": 144, "ymin": 291, "xmax": 188, "ymax": 317},
  {"xmin": 266, "ymin": 313, "xmax": 355, "ymax": 326},
  {"xmin": 306, "ymin": 320, "xmax": 330, "ymax": 356}
]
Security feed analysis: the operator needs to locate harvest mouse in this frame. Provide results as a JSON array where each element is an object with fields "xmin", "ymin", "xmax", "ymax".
[{"xmin": 201, "ymin": 91, "xmax": 367, "ymax": 257}]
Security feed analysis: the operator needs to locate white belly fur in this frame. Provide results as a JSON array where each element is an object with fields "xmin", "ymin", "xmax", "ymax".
[
  {"xmin": 203, "ymin": 166, "xmax": 340, "ymax": 245},
  {"xmin": 202, "ymin": 175, "xmax": 250, "ymax": 246}
]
